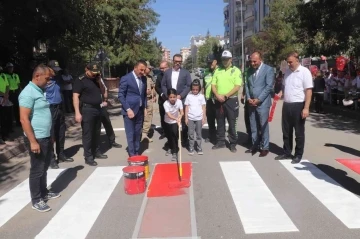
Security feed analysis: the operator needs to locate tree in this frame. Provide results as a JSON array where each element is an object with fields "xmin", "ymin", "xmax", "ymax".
[
  {"xmin": 212, "ymin": 44, "xmax": 224, "ymax": 63},
  {"xmin": 251, "ymin": 0, "xmax": 302, "ymax": 66},
  {"xmin": 197, "ymin": 37, "xmax": 221, "ymax": 68},
  {"xmin": 297, "ymin": 0, "xmax": 358, "ymax": 56},
  {"xmin": 183, "ymin": 57, "xmax": 193, "ymax": 70}
]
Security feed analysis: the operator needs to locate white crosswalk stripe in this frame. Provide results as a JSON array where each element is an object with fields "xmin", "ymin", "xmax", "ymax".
[
  {"xmin": 0, "ymin": 169, "xmax": 66, "ymax": 228},
  {"xmin": 0, "ymin": 161, "xmax": 360, "ymax": 238},
  {"xmin": 35, "ymin": 166, "xmax": 125, "ymax": 239},
  {"xmin": 220, "ymin": 161, "xmax": 298, "ymax": 234}
]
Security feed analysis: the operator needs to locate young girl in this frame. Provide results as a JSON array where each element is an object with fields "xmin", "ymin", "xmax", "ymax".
[
  {"xmin": 185, "ymin": 79, "xmax": 206, "ymax": 155},
  {"xmin": 164, "ymin": 88, "xmax": 184, "ymax": 160}
]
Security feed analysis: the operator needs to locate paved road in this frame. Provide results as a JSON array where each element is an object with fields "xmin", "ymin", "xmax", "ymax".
[{"xmin": 2, "ymin": 88, "xmax": 360, "ymax": 238}]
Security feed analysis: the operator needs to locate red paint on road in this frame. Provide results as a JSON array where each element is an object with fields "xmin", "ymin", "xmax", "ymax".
[
  {"xmin": 336, "ymin": 159, "xmax": 360, "ymax": 174},
  {"xmin": 147, "ymin": 163, "xmax": 192, "ymax": 197}
]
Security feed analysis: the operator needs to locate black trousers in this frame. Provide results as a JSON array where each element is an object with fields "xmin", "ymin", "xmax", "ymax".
[
  {"xmin": 81, "ymin": 106, "xmax": 101, "ymax": 161},
  {"xmin": 244, "ymin": 101, "xmax": 251, "ymax": 138},
  {"xmin": 0, "ymin": 105, "xmax": 12, "ymax": 139},
  {"xmin": 50, "ymin": 104, "xmax": 66, "ymax": 162},
  {"xmin": 314, "ymin": 93, "xmax": 324, "ymax": 113},
  {"xmin": 215, "ymin": 97, "xmax": 239, "ymax": 145},
  {"xmin": 159, "ymin": 100, "xmax": 166, "ymax": 134},
  {"xmin": 24, "ymin": 137, "xmax": 52, "ymax": 204},
  {"xmin": 9, "ymin": 89, "xmax": 20, "ymax": 125},
  {"xmin": 165, "ymin": 122, "xmax": 179, "ymax": 154},
  {"xmin": 101, "ymin": 107, "xmax": 115, "ymax": 144},
  {"xmin": 62, "ymin": 90, "xmax": 74, "ymax": 113},
  {"xmin": 206, "ymin": 99, "xmax": 216, "ymax": 140},
  {"xmin": 282, "ymin": 102, "xmax": 306, "ymax": 157}
]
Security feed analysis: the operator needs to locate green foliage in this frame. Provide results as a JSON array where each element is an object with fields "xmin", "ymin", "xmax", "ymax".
[
  {"xmin": 298, "ymin": 0, "xmax": 358, "ymax": 56},
  {"xmin": 0, "ymin": 0, "xmax": 162, "ymax": 75},
  {"xmin": 251, "ymin": 0, "xmax": 302, "ymax": 66},
  {"xmin": 212, "ymin": 44, "xmax": 224, "ymax": 63},
  {"xmin": 183, "ymin": 57, "xmax": 193, "ymax": 70},
  {"xmin": 197, "ymin": 37, "xmax": 221, "ymax": 68}
]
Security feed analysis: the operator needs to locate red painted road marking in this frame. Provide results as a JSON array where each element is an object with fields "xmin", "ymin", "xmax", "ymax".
[
  {"xmin": 147, "ymin": 163, "xmax": 192, "ymax": 197},
  {"xmin": 136, "ymin": 162, "xmax": 193, "ymax": 238},
  {"xmin": 336, "ymin": 159, "xmax": 360, "ymax": 174}
]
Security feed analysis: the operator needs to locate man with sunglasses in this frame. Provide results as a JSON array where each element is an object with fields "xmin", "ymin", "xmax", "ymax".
[
  {"xmin": 211, "ymin": 50, "xmax": 242, "ymax": 153},
  {"xmin": 161, "ymin": 54, "xmax": 192, "ymax": 147},
  {"xmin": 73, "ymin": 63, "xmax": 107, "ymax": 166}
]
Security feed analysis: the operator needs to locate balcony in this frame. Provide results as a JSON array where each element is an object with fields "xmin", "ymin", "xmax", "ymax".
[
  {"xmin": 244, "ymin": 0, "xmax": 254, "ymax": 4},
  {"xmin": 224, "ymin": 18, "xmax": 229, "ymax": 26},
  {"xmin": 244, "ymin": 8, "xmax": 254, "ymax": 21},
  {"xmin": 244, "ymin": 29, "xmax": 254, "ymax": 38},
  {"xmin": 223, "ymin": 0, "xmax": 229, "ymax": 3},
  {"xmin": 235, "ymin": 5, "xmax": 246, "ymax": 12},
  {"xmin": 223, "ymin": 4, "xmax": 229, "ymax": 12},
  {"xmin": 224, "ymin": 31, "xmax": 230, "ymax": 37},
  {"xmin": 235, "ymin": 22, "xmax": 245, "ymax": 29}
]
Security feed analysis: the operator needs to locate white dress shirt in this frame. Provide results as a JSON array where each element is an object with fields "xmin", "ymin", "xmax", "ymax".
[
  {"xmin": 171, "ymin": 68, "xmax": 180, "ymax": 89},
  {"xmin": 283, "ymin": 65, "xmax": 313, "ymax": 103}
]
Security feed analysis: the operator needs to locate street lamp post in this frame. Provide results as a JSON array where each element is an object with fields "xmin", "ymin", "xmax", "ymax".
[{"xmin": 240, "ymin": 0, "xmax": 245, "ymax": 72}]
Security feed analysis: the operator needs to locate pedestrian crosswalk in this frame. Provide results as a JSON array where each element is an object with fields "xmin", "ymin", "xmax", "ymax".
[{"xmin": 1, "ymin": 160, "xmax": 360, "ymax": 238}]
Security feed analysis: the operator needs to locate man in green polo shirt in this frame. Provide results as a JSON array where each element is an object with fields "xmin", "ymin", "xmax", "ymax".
[
  {"xmin": 19, "ymin": 64, "xmax": 60, "ymax": 213},
  {"xmin": 203, "ymin": 54, "xmax": 218, "ymax": 143},
  {"xmin": 211, "ymin": 50, "xmax": 242, "ymax": 152}
]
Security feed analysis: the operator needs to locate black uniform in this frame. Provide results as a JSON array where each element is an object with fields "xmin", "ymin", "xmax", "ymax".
[
  {"xmin": 155, "ymin": 72, "xmax": 166, "ymax": 137},
  {"xmin": 73, "ymin": 74, "xmax": 102, "ymax": 164}
]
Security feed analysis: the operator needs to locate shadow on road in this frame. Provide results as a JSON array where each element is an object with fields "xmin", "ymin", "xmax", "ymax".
[
  {"xmin": 0, "ymin": 160, "xmax": 27, "ymax": 191},
  {"xmin": 324, "ymin": 143, "xmax": 360, "ymax": 157},
  {"xmin": 50, "ymin": 165, "xmax": 84, "ymax": 193},
  {"xmin": 308, "ymin": 113, "xmax": 360, "ymax": 134},
  {"xmin": 294, "ymin": 161, "xmax": 360, "ymax": 196},
  {"xmin": 64, "ymin": 144, "xmax": 82, "ymax": 158}
]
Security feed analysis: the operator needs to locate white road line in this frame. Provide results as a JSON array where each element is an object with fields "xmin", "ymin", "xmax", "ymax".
[
  {"xmin": 281, "ymin": 160, "xmax": 360, "ymax": 229},
  {"xmin": 36, "ymin": 166, "xmax": 125, "ymax": 239},
  {"xmin": 0, "ymin": 169, "xmax": 66, "ymax": 228},
  {"xmin": 220, "ymin": 161, "xmax": 298, "ymax": 234},
  {"xmin": 189, "ymin": 169, "xmax": 198, "ymax": 237},
  {"xmin": 103, "ymin": 123, "xmax": 229, "ymax": 132}
]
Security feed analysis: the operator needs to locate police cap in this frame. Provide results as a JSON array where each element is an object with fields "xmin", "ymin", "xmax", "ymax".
[
  {"xmin": 86, "ymin": 63, "xmax": 100, "ymax": 74},
  {"xmin": 207, "ymin": 54, "xmax": 215, "ymax": 63},
  {"xmin": 47, "ymin": 60, "xmax": 62, "ymax": 72}
]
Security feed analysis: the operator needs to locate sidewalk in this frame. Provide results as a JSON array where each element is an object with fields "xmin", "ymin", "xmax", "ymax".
[{"xmin": 0, "ymin": 89, "xmax": 120, "ymax": 162}]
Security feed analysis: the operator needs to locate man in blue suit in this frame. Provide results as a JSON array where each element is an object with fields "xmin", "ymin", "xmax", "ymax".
[
  {"xmin": 244, "ymin": 52, "xmax": 274, "ymax": 157},
  {"xmin": 118, "ymin": 60, "xmax": 148, "ymax": 156}
]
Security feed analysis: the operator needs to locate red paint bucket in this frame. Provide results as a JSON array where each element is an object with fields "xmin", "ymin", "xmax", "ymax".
[
  {"xmin": 128, "ymin": 155, "xmax": 150, "ymax": 180},
  {"xmin": 122, "ymin": 166, "xmax": 146, "ymax": 195}
]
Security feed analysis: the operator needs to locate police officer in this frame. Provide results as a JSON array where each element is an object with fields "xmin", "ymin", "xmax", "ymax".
[
  {"xmin": 5, "ymin": 62, "xmax": 21, "ymax": 127},
  {"xmin": 46, "ymin": 60, "xmax": 74, "ymax": 169},
  {"xmin": 203, "ymin": 54, "xmax": 218, "ymax": 143},
  {"xmin": 73, "ymin": 63, "xmax": 107, "ymax": 166},
  {"xmin": 211, "ymin": 50, "xmax": 243, "ymax": 153},
  {"xmin": 142, "ymin": 61, "xmax": 156, "ymax": 142}
]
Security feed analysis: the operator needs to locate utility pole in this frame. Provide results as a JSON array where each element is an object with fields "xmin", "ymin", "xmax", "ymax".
[{"xmin": 240, "ymin": 0, "xmax": 245, "ymax": 73}]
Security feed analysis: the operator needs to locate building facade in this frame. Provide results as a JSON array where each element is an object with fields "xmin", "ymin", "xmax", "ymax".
[
  {"xmin": 180, "ymin": 47, "xmax": 191, "ymax": 61},
  {"xmin": 162, "ymin": 47, "xmax": 171, "ymax": 62},
  {"xmin": 223, "ymin": 0, "xmax": 270, "ymax": 67}
]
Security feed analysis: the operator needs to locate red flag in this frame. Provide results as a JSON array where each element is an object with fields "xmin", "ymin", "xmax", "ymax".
[{"xmin": 268, "ymin": 94, "xmax": 280, "ymax": 122}]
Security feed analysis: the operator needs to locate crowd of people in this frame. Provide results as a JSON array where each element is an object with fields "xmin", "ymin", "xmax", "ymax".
[{"xmin": 14, "ymin": 49, "xmax": 315, "ymax": 212}]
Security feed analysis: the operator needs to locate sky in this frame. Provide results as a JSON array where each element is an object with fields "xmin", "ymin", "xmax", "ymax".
[{"xmin": 151, "ymin": 0, "xmax": 225, "ymax": 58}]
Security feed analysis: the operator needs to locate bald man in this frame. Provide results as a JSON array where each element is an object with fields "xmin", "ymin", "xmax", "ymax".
[
  {"xmin": 155, "ymin": 61, "xmax": 169, "ymax": 140},
  {"xmin": 244, "ymin": 52, "xmax": 274, "ymax": 157}
]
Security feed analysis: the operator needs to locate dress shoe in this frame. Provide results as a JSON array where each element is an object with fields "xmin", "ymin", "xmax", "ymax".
[
  {"xmin": 259, "ymin": 150, "xmax": 269, "ymax": 157},
  {"xmin": 58, "ymin": 154, "xmax": 74, "ymax": 162},
  {"xmin": 230, "ymin": 145, "xmax": 237, "ymax": 153},
  {"xmin": 111, "ymin": 142, "xmax": 122, "ymax": 148},
  {"xmin": 275, "ymin": 154, "xmax": 292, "ymax": 160},
  {"xmin": 159, "ymin": 134, "xmax": 166, "ymax": 140},
  {"xmin": 85, "ymin": 160, "xmax": 98, "ymax": 166},
  {"xmin": 50, "ymin": 162, "xmax": 59, "ymax": 169},
  {"xmin": 95, "ymin": 153, "xmax": 108, "ymax": 159},
  {"xmin": 291, "ymin": 156, "xmax": 302, "ymax": 164},
  {"xmin": 245, "ymin": 148, "xmax": 257, "ymax": 154},
  {"xmin": 212, "ymin": 143, "xmax": 226, "ymax": 150}
]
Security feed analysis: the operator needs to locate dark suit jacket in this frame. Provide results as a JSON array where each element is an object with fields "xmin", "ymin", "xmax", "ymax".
[
  {"xmin": 245, "ymin": 63, "xmax": 274, "ymax": 108},
  {"xmin": 155, "ymin": 72, "xmax": 165, "ymax": 104},
  {"xmin": 161, "ymin": 68, "xmax": 192, "ymax": 99},
  {"xmin": 118, "ymin": 71, "xmax": 147, "ymax": 115}
]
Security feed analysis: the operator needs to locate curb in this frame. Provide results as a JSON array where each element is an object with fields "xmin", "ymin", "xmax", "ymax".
[{"xmin": 0, "ymin": 115, "xmax": 77, "ymax": 163}]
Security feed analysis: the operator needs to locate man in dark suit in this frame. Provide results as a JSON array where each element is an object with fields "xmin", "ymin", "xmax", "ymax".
[
  {"xmin": 244, "ymin": 52, "xmax": 274, "ymax": 157},
  {"xmin": 161, "ymin": 54, "xmax": 192, "ymax": 144},
  {"xmin": 118, "ymin": 60, "xmax": 148, "ymax": 156},
  {"xmin": 155, "ymin": 61, "xmax": 169, "ymax": 139}
]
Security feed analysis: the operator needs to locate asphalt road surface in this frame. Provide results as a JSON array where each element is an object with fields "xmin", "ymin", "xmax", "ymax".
[{"xmin": 2, "ymin": 86, "xmax": 360, "ymax": 238}]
